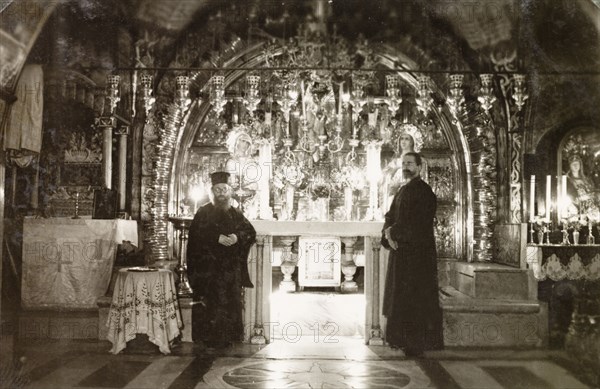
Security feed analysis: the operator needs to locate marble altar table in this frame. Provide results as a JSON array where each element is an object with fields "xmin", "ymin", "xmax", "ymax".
[
  {"xmin": 107, "ymin": 268, "xmax": 182, "ymax": 354},
  {"xmin": 22, "ymin": 217, "xmax": 138, "ymax": 309}
]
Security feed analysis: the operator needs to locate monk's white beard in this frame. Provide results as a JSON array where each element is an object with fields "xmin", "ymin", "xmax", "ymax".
[{"xmin": 213, "ymin": 199, "xmax": 231, "ymax": 210}]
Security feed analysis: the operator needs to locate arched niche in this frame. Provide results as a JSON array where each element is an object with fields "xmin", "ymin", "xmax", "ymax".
[
  {"xmin": 556, "ymin": 127, "xmax": 600, "ymax": 222},
  {"xmin": 530, "ymin": 121, "xmax": 600, "ymax": 226},
  {"xmin": 167, "ymin": 43, "xmax": 473, "ymax": 261}
]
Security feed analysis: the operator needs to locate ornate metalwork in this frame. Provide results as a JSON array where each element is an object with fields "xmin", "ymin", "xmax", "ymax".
[
  {"xmin": 446, "ymin": 74, "xmax": 465, "ymax": 119},
  {"xmin": 427, "ymin": 158, "xmax": 455, "ymax": 202},
  {"xmin": 415, "ymin": 75, "xmax": 433, "ymax": 117},
  {"xmin": 149, "ymin": 104, "xmax": 184, "ymax": 263},
  {"xmin": 510, "ymin": 131, "xmax": 523, "ymax": 223},
  {"xmin": 435, "ymin": 206, "xmax": 456, "ymax": 258},
  {"xmin": 477, "ymin": 74, "xmax": 496, "ymax": 115}
]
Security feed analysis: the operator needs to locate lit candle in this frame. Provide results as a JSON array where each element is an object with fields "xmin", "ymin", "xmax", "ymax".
[
  {"xmin": 561, "ymin": 175, "xmax": 567, "ymax": 219},
  {"xmin": 529, "ymin": 175, "xmax": 535, "ymax": 222},
  {"xmin": 338, "ymin": 82, "xmax": 343, "ymax": 114},
  {"xmin": 545, "ymin": 175, "xmax": 551, "ymax": 222},
  {"xmin": 300, "ymin": 80, "xmax": 306, "ymax": 119},
  {"xmin": 351, "ymin": 106, "xmax": 356, "ymax": 137}
]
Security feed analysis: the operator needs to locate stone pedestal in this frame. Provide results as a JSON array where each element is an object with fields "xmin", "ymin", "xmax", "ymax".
[
  {"xmin": 440, "ymin": 262, "xmax": 548, "ymax": 348},
  {"xmin": 279, "ymin": 236, "xmax": 297, "ymax": 292},
  {"xmin": 340, "ymin": 236, "xmax": 358, "ymax": 293}
]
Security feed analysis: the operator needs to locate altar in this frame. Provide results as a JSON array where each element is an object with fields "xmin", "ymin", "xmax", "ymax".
[
  {"xmin": 242, "ymin": 220, "xmax": 387, "ymax": 344},
  {"xmin": 21, "ymin": 217, "xmax": 138, "ymax": 310}
]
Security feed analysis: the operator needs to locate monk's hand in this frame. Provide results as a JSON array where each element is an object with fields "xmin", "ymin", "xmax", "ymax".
[
  {"xmin": 227, "ymin": 234, "xmax": 238, "ymax": 245},
  {"xmin": 384, "ymin": 227, "xmax": 393, "ymax": 242},
  {"xmin": 218, "ymin": 234, "xmax": 233, "ymax": 246},
  {"xmin": 384, "ymin": 227, "xmax": 398, "ymax": 251}
]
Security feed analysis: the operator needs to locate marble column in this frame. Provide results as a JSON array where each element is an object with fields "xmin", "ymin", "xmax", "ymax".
[
  {"xmin": 340, "ymin": 236, "xmax": 358, "ymax": 293},
  {"xmin": 95, "ymin": 116, "xmax": 116, "ymax": 190},
  {"xmin": 279, "ymin": 236, "xmax": 297, "ymax": 292},
  {"xmin": 368, "ymin": 237, "xmax": 384, "ymax": 345},
  {"xmin": 251, "ymin": 235, "xmax": 267, "ymax": 344},
  {"xmin": 115, "ymin": 125, "xmax": 129, "ymax": 212},
  {"xmin": 103, "ymin": 126, "xmax": 112, "ymax": 189}
]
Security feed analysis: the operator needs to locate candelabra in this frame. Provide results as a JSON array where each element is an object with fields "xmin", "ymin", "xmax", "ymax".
[
  {"xmin": 139, "ymin": 74, "xmax": 156, "ymax": 119},
  {"xmin": 529, "ymin": 220, "xmax": 535, "ymax": 244},
  {"xmin": 105, "ymin": 75, "xmax": 120, "ymax": 115},
  {"xmin": 384, "ymin": 75, "xmax": 402, "ymax": 116},
  {"xmin": 477, "ymin": 74, "xmax": 496, "ymax": 114},
  {"xmin": 66, "ymin": 188, "xmax": 81, "ymax": 219},
  {"xmin": 415, "ymin": 75, "xmax": 434, "ymax": 116},
  {"xmin": 244, "ymin": 74, "xmax": 261, "ymax": 115},
  {"xmin": 446, "ymin": 74, "xmax": 465, "ymax": 118},
  {"xmin": 512, "ymin": 74, "xmax": 528, "ymax": 111},
  {"xmin": 175, "ymin": 76, "xmax": 191, "ymax": 109},
  {"xmin": 209, "ymin": 75, "xmax": 227, "ymax": 116}
]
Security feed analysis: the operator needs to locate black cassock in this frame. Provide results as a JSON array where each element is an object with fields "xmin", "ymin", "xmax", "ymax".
[
  {"xmin": 187, "ymin": 203, "xmax": 256, "ymax": 343},
  {"xmin": 381, "ymin": 176, "xmax": 444, "ymax": 351}
]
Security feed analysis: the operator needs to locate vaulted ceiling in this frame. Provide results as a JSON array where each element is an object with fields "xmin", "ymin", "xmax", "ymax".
[{"xmin": 7, "ymin": 0, "xmax": 600, "ymax": 152}]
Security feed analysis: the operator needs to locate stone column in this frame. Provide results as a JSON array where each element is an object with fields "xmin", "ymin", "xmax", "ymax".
[
  {"xmin": 115, "ymin": 125, "xmax": 129, "ymax": 212},
  {"xmin": 94, "ymin": 116, "xmax": 116, "ymax": 190},
  {"xmin": 103, "ymin": 126, "xmax": 112, "ymax": 189},
  {"xmin": 369, "ymin": 237, "xmax": 384, "ymax": 345},
  {"xmin": 340, "ymin": 236, "xmax": 358, "ymax": 293},
  {"xmin": 251, "ymin": 235, "xmax": 267, "ymax": 344},
  {"xmin": 279, "ymin": 236, "xmax": 297, "ymax": 292}
]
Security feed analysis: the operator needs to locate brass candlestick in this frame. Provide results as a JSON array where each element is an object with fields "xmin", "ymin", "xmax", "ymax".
[{"xmin": 72, "ymin": 191, "xmax": 80, "ymax": 219}]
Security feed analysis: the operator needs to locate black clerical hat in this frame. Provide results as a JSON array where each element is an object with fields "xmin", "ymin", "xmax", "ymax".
[{"xmin": 210, "ymin": 171, "xmax": 230, "ymax": 185}]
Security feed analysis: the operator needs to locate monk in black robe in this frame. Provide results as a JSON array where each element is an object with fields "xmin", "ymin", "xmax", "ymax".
[
  {"xmin": 187, "ymin": 172, "xmax": 256, "ymax": 348},
  {"xmin": 381, "ymin": 152, "xmax": 443, "ymax": 356}
]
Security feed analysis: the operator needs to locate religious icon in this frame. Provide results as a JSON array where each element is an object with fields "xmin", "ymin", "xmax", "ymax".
[{"xmin": 92, "ymin": 188, "xmax": 118, "ymax": 219}]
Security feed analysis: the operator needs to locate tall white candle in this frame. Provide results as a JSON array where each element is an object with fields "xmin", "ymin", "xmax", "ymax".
[
  {"xmin": 529, "ymin": 175, "xmax": 535, "ymax": 222},
  {"xmin": 545, "ymin": 175, "xmax": 551, "ymax": 222},
  {"xmin": 338, "ymin": 83, "xmax": 343, "ymax": 114},
  {"xmin": 344, "ymin": 186, "xmax": 353, "ymax": 221},
  {"xmin": 561, "ymin": 175, "xmax": 567, "ymax": 218}
]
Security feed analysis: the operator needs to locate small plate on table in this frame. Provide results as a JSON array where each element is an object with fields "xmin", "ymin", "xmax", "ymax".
[{"xmin": 127, "ymin": 266, "xmax": 159, "ymax": 272}]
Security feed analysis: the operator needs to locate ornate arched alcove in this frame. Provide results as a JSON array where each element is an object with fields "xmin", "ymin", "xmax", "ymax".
[{"xmin": 160, "ymin": 37, "xmax": 477, "ymax": 262}]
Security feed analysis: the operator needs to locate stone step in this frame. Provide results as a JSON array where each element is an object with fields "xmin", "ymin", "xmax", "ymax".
[
  {"xmin": 452, "ymin": 262, "xmax": 535, "ymax": 301},
  {"xmin": 19, "ymin": 309, "xmax": 99, "ymax": 340},
  {"xmin": 440, "ymin": 286, "xmax": 548, "ymax": 348}
]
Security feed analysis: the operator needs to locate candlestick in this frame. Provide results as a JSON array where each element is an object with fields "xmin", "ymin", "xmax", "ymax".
[
  {"xmin": 545, "ymin": 175, "xmax": 551, "ymax": 222},
  {"xmin": 529, "ymin": 175, "xmax": 535, "ymax": 222}
]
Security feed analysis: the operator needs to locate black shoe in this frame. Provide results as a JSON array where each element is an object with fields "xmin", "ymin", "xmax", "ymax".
[
  {"xmin": 390, "ymin": 344, "xmax": 400, "ymax": 350},
  {"xmin": 205, "ymin": 341, "xmax": 231, "ymax": 349},
  {"xmin": 404, "ymin": 348, "xmax": 424, "ymax": 357}
]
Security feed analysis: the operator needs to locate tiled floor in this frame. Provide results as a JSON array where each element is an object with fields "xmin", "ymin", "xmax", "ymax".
[{"xmin": 1, "ymin": 336, "xmax": 592, "ymax": 389}]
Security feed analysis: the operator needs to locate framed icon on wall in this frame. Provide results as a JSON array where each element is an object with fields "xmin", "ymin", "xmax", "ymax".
[{"xmin": 92, "ymin": 189, "xmax": 117, "ymax": 219}]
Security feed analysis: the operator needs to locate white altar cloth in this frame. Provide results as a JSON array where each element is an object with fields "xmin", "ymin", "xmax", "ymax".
[
  {"xmin": 22, "ymin": 217, "xmax": 138, "ymax": 309},
  {"xmin": 107, "ymin": 268, "xmax": 182, "ymax": 355}
]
